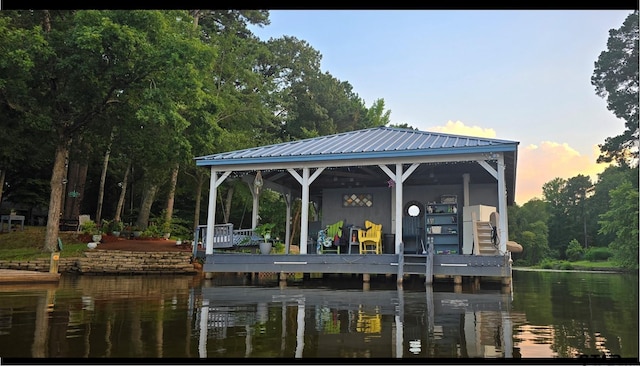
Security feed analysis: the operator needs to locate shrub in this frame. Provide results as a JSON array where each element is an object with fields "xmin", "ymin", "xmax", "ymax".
[
  {"xmin": 558, "ymin": 261, "xmax": 573, "ymax": 270},
  {"xmin": 80, "ymin": 220, "xmax": 98, "ymax": 235},
  {"xmin": 565, "ymin": 239, "xmax": 584, "ymax": 262},
  {"xmin": 540, "ymin": 258, "xmax": 554, "ymax": 269},
  {"xmin": 141, "ymin": 225, "xmax": 162, "ymax": 238},
  {"xmin": 585, "ymin": 247, "xmax": 614, "ymax": 261}
]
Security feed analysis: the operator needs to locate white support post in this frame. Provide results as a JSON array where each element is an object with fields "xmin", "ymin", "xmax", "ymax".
[
  {"xmin": 463, "ymin": 173, "xmax": 470, "ymax": 207},
  {"xmin": 496, "ymin": 154, "xmax": 508, "ymax": 253},
  {"xmin": 380, "ymin": 163, "xmax": 417, "ymax": 255},
  {"xmin": 395, "ymin": 163, "xmax": 403, "ymax": 255},
  {"xmin": 299, "ymin": 168, "xmax": 310, "ymax": 254},
  {"xmin": 198, "ymin": 299, "xmax": 209, "ymax": 358},
  {"xmin": 295, "ymin": 299, "xmax": 305, "ymax": 358},
  {"xmin": 251, "ymin": 194, "xmax": 259, "ymax": 230},
  {"xmin": 205, "ymin": 169, "xmax": 218, "ymax": 255},
  {"xmin": 284, "ymin": 193, "xmax": 292, "ymax": 253},
  {"xmin": 288, "ymin": 167, "xmax": 323, "ymax": 255}
]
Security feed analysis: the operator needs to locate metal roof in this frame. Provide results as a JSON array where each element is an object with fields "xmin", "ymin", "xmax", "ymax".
[
  {"xmin": 195, "ymin": 126, "xmax": 519, "ymax": 166},
  {"xmin": 194, "ymin": 126, "xmax": 520, "ymax": 204}
]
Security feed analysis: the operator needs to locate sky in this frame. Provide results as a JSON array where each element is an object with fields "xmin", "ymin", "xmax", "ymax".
[{"xmin": 248, "ymin": 10, "xmax": 634, "ymax": 205}]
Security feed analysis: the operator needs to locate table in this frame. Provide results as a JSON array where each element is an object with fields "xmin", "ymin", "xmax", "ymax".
[
  {"xmin": 1, "ymin": 215, "xmax": 25, "ymax": 233},
  {"xmin": 348, "ymin": 226, "xmax": 361, "ymax": 254}
]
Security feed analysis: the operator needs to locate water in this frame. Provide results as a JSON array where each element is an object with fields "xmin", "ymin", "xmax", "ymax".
[{"xmin": 0, "ymin": 270, "xmax": 637, "ymax": 360}]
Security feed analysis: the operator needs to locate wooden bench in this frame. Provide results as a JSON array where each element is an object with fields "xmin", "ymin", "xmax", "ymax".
[
  {"xmin": 58, "ymin": 219, "xmax": 80, "ymax": 232},
  {"xmin": 193, "ymin": 224, "xmax": 264, "ymax": 255}
]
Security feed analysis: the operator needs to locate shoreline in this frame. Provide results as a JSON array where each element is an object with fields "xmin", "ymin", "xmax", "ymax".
[{"xmin": 512, "ymin": 266, "xmax": 633, "ymax": 274}]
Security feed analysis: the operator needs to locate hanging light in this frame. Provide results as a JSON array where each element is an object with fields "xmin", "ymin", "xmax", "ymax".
[{"xmin": 254, "ymin": 171, "xmax": 264, "ymax": 195}]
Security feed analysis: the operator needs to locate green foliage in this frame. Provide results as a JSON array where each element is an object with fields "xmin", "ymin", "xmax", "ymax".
[
  {"xmin": 558, "ymin": 261, "xmax": 574, "ymax": 270},
  {"xmin": 167, "ymin": 216, "xmax": 193, "ymax": 240},
  {"xmin": 108, "ymin": 220, "xmax": 124, "ymax": 233},
  {"xmin": 584, "ymin": 247, "xmax": 614, "ymax": 262},
  {"xmin": 598, "ymin": 180, "xmax": 639, "ymax": 269},
  {"xmin": 141, "ymin": 224, "xmax": 162, "ymax": 238},
  {"xmin": 518, "ymin": 222, "xmax": 550, "ymax": 265},
  {"xmin": 541, "ymin": 175, "xmax": 594, "ymax": 259},
  {"xmin": 591, "ymin": 10, "xmax": 639, "ymax": 165},
  {"xmin": 539, "ymin": 258, "xmax": 554, "ymax": 269},
  {"xmin": 565, "ymin": 239, "xmax": 584, "ymax": 262},
  {"xmin": 80, "ymin": 220, "xmax": 99, "ymax": 235},
  {"xmin": 255, "ymin": 222, "xmax": 275, "ymax": 238},
  {"xmin": 258, "ymin": 189, "xmax": 286, "ymax": 238},
  {"xmin": 273, "ymin": 241, "xmax": 285, "ymax": 254}
]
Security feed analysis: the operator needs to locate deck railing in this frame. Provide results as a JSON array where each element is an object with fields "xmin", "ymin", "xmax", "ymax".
[{"xmin": 192, "ymin": 224, "xmax": 263, "ymax": 257}]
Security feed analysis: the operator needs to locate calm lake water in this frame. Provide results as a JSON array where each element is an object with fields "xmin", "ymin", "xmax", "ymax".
[{"xmin": 0, "ymin": 269, "xmax": 637, "ymax": 361}]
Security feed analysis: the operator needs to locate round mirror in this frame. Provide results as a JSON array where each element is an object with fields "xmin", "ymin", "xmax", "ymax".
[
  {"xmin": 408, "ymin": 205, "xmax": 421, "ymax": 217},
  {"xmin": 404, "ymin": 200, "xmax": 424, "ymax": 217}
]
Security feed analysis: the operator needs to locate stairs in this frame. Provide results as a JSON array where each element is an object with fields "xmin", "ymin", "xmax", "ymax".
[{"xmin": 473, "ymin": 220, "xmax": 500, "ymax": 256}]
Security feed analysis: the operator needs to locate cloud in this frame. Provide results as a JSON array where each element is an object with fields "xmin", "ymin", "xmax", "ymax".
[
  {"xmin": 430, "ymin": 120, "xmax": 497, "ymax": 138},
  {"xmin": 516, "ymin": 142, "xmax": 610, "ymax": 204},
  {"xmin": 431, "ymin": 120, "xmax": 611, "ymax": 205}
]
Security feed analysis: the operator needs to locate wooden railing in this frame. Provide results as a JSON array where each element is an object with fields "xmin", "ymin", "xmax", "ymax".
[{"xmin": 192, "ymin": 224, "xmax": 262, "ymax": 257}]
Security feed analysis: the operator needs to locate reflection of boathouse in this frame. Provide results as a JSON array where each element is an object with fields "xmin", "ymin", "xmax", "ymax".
[
  {"xmin": 194, "ymin": 127, "xmax": 521, "ymax": 285},
  {"xmin": 195, "ymin": 284, "xmax": 515, "ymax": 358}
]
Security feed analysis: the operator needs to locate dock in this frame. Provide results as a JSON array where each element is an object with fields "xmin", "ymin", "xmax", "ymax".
[{"xmin": 0, "ymin": 269, "xmax": 61, "ymax": 284}]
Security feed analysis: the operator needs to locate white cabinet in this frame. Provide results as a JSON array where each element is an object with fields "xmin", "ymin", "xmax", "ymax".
[{"xmin": 462, "ymin": 205, "xmax": 496, "ymax": 254}]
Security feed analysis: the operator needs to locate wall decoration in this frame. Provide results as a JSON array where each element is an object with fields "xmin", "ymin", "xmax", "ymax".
[{"xmin": 343, "ymin": 193, "xmax": 373, "ymax": 207}]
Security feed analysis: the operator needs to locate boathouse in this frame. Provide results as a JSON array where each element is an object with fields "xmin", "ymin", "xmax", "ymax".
[{"xmin": 194, "ymin": 126, "xmax": 519, "ymax": 284}]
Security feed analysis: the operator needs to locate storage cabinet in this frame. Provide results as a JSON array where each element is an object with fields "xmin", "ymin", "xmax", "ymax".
[{"xmin": 425, "ymin": 202, "xmax": 459, "ymax": 254}]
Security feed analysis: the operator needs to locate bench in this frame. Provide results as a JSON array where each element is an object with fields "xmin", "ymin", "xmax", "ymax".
[
  {"xmin": 58, "ymin": 219, "xmax": 80, "ymax": 232},
  {"xmin": 193, "ymin": 224, "xmax": 265, "ymax": 255}
]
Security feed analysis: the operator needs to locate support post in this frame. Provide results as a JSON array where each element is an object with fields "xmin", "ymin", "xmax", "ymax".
[
  {"xmin": 425, "ymin": 243, "xmax": 434, "ymax": 285},
  {"xmin": 397, "ymin": 246, "xmax": 404, "ymax": 284},
  {"xmin": 49, "ymin": 252, "xmax": 60, "ymax": 274}
]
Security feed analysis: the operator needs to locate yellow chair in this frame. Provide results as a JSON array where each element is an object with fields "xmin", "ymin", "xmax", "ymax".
[{"xmin": 359, "ymin": 220, "xmax": 382, "ymax": 254}]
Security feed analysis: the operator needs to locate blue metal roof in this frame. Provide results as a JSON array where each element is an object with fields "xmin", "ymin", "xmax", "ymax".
[{"xmin": 195, "ymin": 126, "xmax": 519, "ymax": 167}]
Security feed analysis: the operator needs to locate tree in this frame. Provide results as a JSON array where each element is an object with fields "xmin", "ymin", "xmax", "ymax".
[
  {"xmin": 591, "ymin": 10, "xmax": 639, "ymax": 165},
  {"xmin": 366, "ymin": 98, "xmax": 392, "ymax": 127},
  {"xmin": 542, "ymin": 177, "xmax": 571, "ymax": 258},
  {"xmin": 0, "ymin": 10, "xmax": 205, "ymax": 251},
  {"xmin": 589, "ymin": 164, "xmax": 637, "ymax": 247},
  {"xmin": 598, "ymin": 180, "xmax": 639, "ymax": 269}
]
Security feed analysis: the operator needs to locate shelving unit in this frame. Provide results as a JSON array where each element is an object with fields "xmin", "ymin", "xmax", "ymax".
[{"xmin": 425, "ymin": 200, "xmax": 460, "ymax": 255}]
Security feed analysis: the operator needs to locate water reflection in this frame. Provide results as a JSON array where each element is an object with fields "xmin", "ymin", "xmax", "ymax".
[
  {"xmin": 0, "ymin": 271, "xmax": 636, "ymax": 360},
  {"xmin": 197, "ymin": 280, "xmax": 516, "ymax": 358}
]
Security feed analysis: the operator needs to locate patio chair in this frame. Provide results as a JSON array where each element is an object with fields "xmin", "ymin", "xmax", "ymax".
[
  {"xmin": 358, "ymin": 220, "xmax": 382, "ymax": 254},
  {"xmin": 318, "ymin": 220, "xmax": 343, "ymax": 254}
]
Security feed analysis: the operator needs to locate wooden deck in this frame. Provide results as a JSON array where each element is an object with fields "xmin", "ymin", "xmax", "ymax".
[
  {"xmin": 0, "ymin": 269, "xmax": 61, "ymax": 284},
  {"xmin": 201, "ymin": 249, "xmax": 513, "ymax": 284}
]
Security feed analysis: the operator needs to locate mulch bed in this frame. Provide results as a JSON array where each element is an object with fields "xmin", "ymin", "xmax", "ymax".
[{"xmin": 92, "ymin": 236, "xmax": 192, "ymax": 253}]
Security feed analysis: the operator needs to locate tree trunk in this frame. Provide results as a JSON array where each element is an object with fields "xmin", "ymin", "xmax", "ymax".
[
  {"xmin": 135, "ymin": 183, "xmax": 157, "ymax": 230},
  {"xmin": 193, "ymin": 171, "xmax": 204, "ymax": 232},
  {"xmin": 0, "ymin": 169, "xmax": 5, "ymax": 206},
  {"xmin": 44, "ymin": 141, "xmax": 69, "ymax": 252},
  {"xmin": 95, "ymin": 130, "xmax": 115, "ymax": 224},
  {"xmin": 114, "ymin": 160, "xmax": 131, "ymax": 222},
  {"xmin": 73, "ymin": 161, "xmax": 88, "ymax": 219},
  {"xmin": 62, "ymin": 160, "xmax": 77, "ymax": 220},
  {"xmin": 223, "ymin": 184, "xmax": 233, "ymax": 223},
  {"xmin": 164, "ymin": 163, "xmax": 179, "ymax": 232},
  {"xmin": 63, "ymin": 160, "xmax": 88, "ymax": 221}
]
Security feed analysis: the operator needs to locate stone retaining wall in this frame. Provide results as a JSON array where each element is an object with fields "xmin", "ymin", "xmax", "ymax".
[{"xmin": 0, "ymin": 250, "xmax": 198, "ymax": 275}]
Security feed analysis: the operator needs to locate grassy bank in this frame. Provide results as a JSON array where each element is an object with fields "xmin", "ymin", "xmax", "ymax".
[
  {"xmin": 516, "ymin": 258, "xmax": 633, "ymax": 273},
  {"xmin": 0, "ymin": 226, "xmax": 88, "ymax": 260}
]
